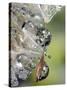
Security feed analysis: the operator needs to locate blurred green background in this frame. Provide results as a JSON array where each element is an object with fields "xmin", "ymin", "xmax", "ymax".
[{"xmin": 20, "ymin": 7, "xmax": 65, "ymax": 86}]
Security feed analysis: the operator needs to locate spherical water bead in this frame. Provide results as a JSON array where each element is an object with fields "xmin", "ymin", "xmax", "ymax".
[
  {"xmin": 11, "ymin": 78, "xmax": 19, "ymax": 87},
  {"xmin": 41, "ymin": 65, "xmax": 49, "ymax": 78},
  {"xmin": 37, "ymin": 65, "xmax": 49, "ymax": 81},
  {"xmin": 18, "ymin": 71, "xmax": 27, "ymax": 80},
  {"xmin": 30, "ymin": 63, "xmax": 36, "ymax": 69},
  {"xmin": 18, "ymin": 69, "xmax": 30, "ymax": 80}
]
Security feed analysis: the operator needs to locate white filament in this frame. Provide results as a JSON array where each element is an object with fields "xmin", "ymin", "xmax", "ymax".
[{"xmin": 38, "ymin": 5, "xmax": 62, "ymax": 23}]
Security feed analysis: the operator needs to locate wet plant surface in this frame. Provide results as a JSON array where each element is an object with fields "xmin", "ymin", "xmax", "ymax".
[{"xmin": 9, "ymin": 3, "xmax": 65, "ymax": 87}]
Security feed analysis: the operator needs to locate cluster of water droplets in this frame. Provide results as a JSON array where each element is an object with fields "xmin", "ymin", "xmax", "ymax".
[{"xmin": 10, "ymin": 3, "xmax": 62, "ymax": 87}]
